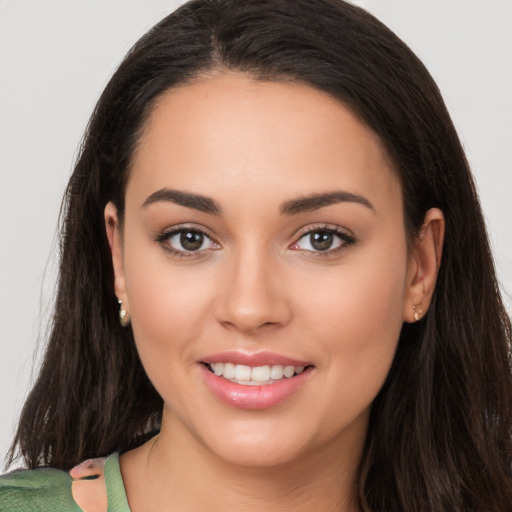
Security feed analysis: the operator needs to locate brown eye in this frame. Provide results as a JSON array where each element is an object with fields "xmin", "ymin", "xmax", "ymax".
[
  {"xmin": 310, "ymin": 231, "xmax": 334, "ymax": 251},
  {"xmin": 290, "ymin": 227, "xmax": 355, "ymax": 254},
  {"xmin": 163, "ymin": 229, "xmax": 219, "ymax": 253},
  {"xmin": 180, "ymin": 231, "xmax": 204, "ymax": 251}
]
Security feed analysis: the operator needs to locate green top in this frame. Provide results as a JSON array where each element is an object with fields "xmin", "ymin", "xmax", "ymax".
[{"xmin": 0, "ymin": 452, "xmax": 131, "ymax": 511}]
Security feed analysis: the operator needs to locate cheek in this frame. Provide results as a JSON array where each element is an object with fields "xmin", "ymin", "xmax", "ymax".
[
  {"xmin": 303, "ymin": 240, "xmax": 408, "ymax": 413},
  {"xmin": 306, "ymin": 240, "xmax": 407, "ymax": 331},
  {"xmin": 121, "ymin": 240, "xmax": 216, "ymax": 370}
]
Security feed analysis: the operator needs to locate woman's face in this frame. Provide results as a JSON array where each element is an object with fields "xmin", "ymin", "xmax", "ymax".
[{"xmin": 108, "ymin": 73, "xmax": 418, "ymax": 468}]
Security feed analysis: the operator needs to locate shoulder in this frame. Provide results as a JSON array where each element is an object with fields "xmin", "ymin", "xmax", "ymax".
[
  {"xmin": 0, "ymin": 465, "xmax": 80, "ymax": 511},
  {"xmin": 0, "ymin": 453, "xmax": 129, "ymax": 512}
]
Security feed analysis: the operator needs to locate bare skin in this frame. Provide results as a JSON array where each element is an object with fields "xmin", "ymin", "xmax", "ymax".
[{"xmin": 105, "ymin": 72, "xmax": 444, "ymax": 511}]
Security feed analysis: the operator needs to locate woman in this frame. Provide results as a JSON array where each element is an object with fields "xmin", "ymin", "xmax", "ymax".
[{"xmin": 1, "ymin": 0, "xmax": 511, "ymax": 511}]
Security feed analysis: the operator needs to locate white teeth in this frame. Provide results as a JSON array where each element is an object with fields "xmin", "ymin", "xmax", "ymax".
[
  {"xmin": 270, "ymin": 365, "xmax": 284, "ymax": 380},
  {"xmin": 251, "ymin": 366, "xmax": 270, "ymax": 382},
  {"xmin": 207, "ymin": 363, "xmax": 307, "ymax": 384},
  {"xmin": 234, "ymin": 364, "xmax": 252, "ymax": 381},
  {"xmin": 283, "ymin": 366, "xmax": 295, "ymax": 378},
  {"xmin": 223, "ymin": 362, "xmax": 235, "ymax": 379}
]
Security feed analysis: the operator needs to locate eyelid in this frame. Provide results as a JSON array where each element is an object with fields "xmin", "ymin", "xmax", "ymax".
[
  {"xmin": 293, "ymin": 223, "xmax": 354, "ymax": 240},
  {"xmin": 289, "ymin": 223, "xmax": 356, "ymax": 254},
  {"xmin": 153, "ymin": 222, "xmax": 355, "ymax": 258},
  {"xmin": 154, "ymin": 223, "xmax": 220, "ymax": 257}
]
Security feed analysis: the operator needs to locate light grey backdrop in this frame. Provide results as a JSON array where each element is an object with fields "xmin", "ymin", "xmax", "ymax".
[{"xmin": 1, "ymin": 0, "xmax": 511, "ymax": 468}]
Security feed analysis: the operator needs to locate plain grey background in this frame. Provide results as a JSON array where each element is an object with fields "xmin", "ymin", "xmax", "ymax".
[{"xmin": 1, "ymin": 0, "xmax": 511, "ymax": 468}]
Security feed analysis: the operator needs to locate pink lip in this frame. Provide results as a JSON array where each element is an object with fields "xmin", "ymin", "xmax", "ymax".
[
  {"xmin": 199, "ymin": 362, "xmax": 314, "ymax": 410},
  {"xmin": 201, "ymin": 350, "xmax": 310, "ymax": 367}
]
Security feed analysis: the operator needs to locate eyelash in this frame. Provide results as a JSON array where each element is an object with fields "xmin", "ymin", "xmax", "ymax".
[
  {"xmin": 290, "ymin": 224, "xmax": 356, "ymax": 257},
  {"xmin": 154, "ymin": 224, "xmax": 356, "ymax": 259},
  {"xmin": 154, "ymin": 225, "xmax": 219, "ymax": 259}
]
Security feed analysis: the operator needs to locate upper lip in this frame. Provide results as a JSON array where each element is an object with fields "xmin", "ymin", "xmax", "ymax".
[{"xmin": 201, "ymin": 350, "xmax": 311, "ymax": 367}]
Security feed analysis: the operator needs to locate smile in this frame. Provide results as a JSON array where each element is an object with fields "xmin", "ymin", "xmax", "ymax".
[
  {"xmin": 206, "ymin": 362, "xmax": 306, "ymax": 385},
  {"xmin": 199, "ymin": 353, "xmax": 314, "ymax": 410}
]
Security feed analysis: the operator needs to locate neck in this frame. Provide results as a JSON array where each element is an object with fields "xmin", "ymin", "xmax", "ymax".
[{"xmin": 121, "ymin": 413, "xmax": 365, "ymax": 512}]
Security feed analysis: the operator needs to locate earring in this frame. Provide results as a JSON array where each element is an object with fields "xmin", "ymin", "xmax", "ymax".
[
  {"xmin": 118, "ymin": 299, "xmax": 130, "ymax": 327},
  {"xmin": 413, "ymin": 304, "xmax": 423, "ymax": 321}
]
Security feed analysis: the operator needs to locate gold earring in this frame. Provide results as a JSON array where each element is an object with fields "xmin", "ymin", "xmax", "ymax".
[
  {"xmin": 413, "ymin": 304, "xmax": 423, "ymax": 321},
  {"xmin": 118, "ymin": 299, "xmax": 130, "ymax": 327}
]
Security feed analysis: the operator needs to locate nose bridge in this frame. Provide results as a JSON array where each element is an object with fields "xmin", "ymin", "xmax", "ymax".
[{"xmin": 216, "ymin": 241, "xmax": 290, "ymax": 333}]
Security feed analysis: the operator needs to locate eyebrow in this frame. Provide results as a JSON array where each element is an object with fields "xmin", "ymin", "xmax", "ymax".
[
  {"xmin": 280, "ymin": 191, "xmax": 375, "ymax": 215},
  {"xmin": 142, "ymin": 188, "xmax": 222, "ymax": 215},
  {"xmin": 142, "ymin": 188, "xmax": 374, "ymax": 216}
]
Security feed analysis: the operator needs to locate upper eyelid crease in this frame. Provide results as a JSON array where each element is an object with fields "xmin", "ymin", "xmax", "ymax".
[
  {"xmin": 155, "ymin": 224, "xmax": 353, "ymax": 246},
  {"xmin": 154, "ymin": 225, "xmax": 214, "ymax": 242},
  {"xmin": 295, "ymin": 222, "xmax": 353, "ymax": 236},
  {"xmin": 297, "ymin": 228, "xmax": 355, "ymax": 244}
]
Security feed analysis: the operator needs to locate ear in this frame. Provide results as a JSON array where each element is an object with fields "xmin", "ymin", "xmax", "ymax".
[
  {"xmin": 104, "ymin": 202, "xmax": 128, "ymax": 309},
  {"xmin": 403, "ymin": 208, "xmax": 445, "ymax": 323}
]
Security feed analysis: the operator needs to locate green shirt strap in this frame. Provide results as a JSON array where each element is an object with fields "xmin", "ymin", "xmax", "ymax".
[{"xmin": 0, "ymin": 453, "xmax": 130, "ymax": 512}]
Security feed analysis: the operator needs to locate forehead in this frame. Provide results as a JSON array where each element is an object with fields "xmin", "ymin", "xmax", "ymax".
[{"xmin": 128, "ymin": 72, "xmax": 401, "ymax": 214}]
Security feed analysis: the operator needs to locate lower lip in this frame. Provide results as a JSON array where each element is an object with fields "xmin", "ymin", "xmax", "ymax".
[{"xmin": 199, "ymin": 364, "xmax": 313, "ymax": 410}]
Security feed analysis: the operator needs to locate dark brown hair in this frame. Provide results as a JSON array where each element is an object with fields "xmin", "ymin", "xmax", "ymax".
[{"xmin": 8, "ymin": 1, "xmax": 512, "ymax": 510}]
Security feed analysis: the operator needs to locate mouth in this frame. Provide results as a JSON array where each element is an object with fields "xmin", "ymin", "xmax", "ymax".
[
  {"xmin": 199, "ymin": 356, "xmax": 314, "ymax": 410},
  {"xmin": 198, "ymin": 351, "xmax": 314, "ymax": 409},
  {"xmin": 202, "ymin": 362, "xmax": 311, "ymax": 386}
]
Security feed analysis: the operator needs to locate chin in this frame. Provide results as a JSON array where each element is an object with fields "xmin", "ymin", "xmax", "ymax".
[
  {"xmin": 193, "ymin": 410, "xmax": 348, "ymax": 470},
  {"xmin": 207, "ymin": 434, "xmax": 311, "ymax": 469}
]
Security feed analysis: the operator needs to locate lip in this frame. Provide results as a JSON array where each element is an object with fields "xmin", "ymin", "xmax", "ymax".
[
  {"xmin": 198, "ymin": 356, "xmax": 314, "ymax": 410},
  {"xmin": 201, "ymin": 350, "xmax": 310, "ymax": 367}
]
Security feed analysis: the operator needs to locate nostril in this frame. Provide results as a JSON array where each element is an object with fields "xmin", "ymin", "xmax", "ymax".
[{"xmin": 219, "ymin": 318, "xmax": 279, "ymax": 335}]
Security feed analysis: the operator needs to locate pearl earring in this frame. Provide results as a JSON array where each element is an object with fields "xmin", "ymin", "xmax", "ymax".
[
  {"xmin": 413, "ymin": 304, "xmax": 423, "ymax": 321},
  {"xmin": 118, "ymin": 299, "xmax": 130, "ymax": 327}
]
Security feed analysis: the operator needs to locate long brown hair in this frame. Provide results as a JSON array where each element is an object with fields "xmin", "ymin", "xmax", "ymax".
[{"xmin": 8, "ymin": 1, "xmax": 512, "ymax": 510}]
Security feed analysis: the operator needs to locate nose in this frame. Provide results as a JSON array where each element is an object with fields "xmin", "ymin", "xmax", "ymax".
[{"xmin": 215, "ymin": 248, "xmax": 292, "ymax": 334}]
